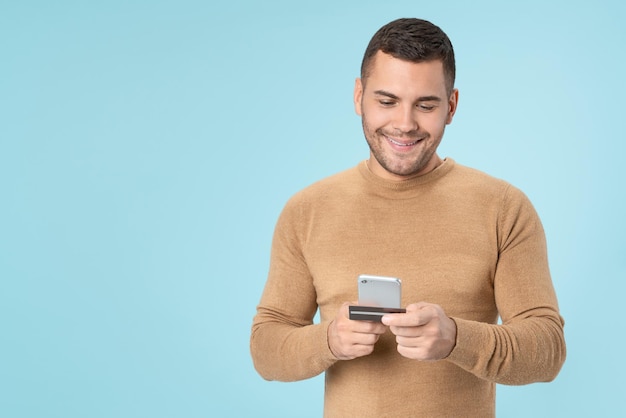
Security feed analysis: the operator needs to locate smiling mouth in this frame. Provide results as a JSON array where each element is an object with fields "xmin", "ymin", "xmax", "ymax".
[{"xmin": 385, "ymin": 136, "xmax": 422, "ymax": 147}]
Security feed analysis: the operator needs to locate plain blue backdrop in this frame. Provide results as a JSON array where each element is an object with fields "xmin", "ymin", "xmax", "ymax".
[{"xmin": 1, "ymin": 1, "xmax": 624, "ymax": 417}]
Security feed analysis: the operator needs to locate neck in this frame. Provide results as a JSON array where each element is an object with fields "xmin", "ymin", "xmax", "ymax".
[{"xmin": 367, "ymin": 154, "xmax": 443, "ymax": 182}]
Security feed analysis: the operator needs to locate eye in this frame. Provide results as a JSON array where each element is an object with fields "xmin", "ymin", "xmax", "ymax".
[
  {"xmin": 379, "ymin": 100, "xmax": 396, "ymax": 107},
  {"xmin": 417, "ymin": 104, "xmax": 436, "ymax": 111}
]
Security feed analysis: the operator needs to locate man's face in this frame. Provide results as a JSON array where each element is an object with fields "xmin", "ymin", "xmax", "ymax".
[{"xmin": 354, "ymin": 51, "xmax": 458, "ymax": 180}]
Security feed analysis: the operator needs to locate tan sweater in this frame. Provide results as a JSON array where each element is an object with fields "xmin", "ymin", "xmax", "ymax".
[{"xmin": 251, "ymin": 159, "xmax": 566, "ymax": 417}]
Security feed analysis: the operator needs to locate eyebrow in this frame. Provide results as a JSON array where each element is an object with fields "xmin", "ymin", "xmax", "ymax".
[{"xmin": 373, "ymin": 90, "xmax": 442, "ymax": 102}]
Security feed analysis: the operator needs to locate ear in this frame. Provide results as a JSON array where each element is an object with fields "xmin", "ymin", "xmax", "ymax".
[
  {"xmin": 354, "ymin": 78, "xmax": 363, "ymax": 116},
  {"xmin": 446, "ymin": 89, "xmax": 459, "ymax": 125}
]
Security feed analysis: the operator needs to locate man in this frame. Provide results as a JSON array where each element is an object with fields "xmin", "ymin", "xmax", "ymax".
[{"xmin": 250, "ymin": 18, "xmax": 565, "ymax": 417}]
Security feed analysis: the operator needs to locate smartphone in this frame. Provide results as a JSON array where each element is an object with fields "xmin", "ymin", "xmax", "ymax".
[
  {"xmin": 357, "ymin": 274, "xmax": 402, "ymax": 308},
  {"xmin": 349, "ymin": 274, "xmax": 405, "ymax": 321}
]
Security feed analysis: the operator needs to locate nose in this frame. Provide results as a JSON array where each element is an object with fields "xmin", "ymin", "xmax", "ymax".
[{"xmin": 391, "ymin": 104, "xmax": 418, "ymax": 133}]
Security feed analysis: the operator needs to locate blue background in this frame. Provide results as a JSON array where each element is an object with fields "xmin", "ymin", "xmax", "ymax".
[{"xmin": 1, "ymin": 1, "xmax": 624, "ymax": 417}]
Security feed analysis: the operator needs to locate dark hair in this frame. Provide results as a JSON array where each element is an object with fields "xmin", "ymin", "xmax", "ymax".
[{"xmin": 360, "ymin": 18, "xmax": 456, "ymax": 94}]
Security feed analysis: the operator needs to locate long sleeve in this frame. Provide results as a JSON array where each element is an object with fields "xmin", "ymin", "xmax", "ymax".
[
  {"xmin": 250, "ymin": 195, "xmax": 338, "ymax": 381},
  {"xmin": 446, "ymin": 185, "xmax": 566, "ymax": 384}
]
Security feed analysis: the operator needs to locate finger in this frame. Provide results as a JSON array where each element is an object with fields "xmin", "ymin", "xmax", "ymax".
[
  {"xmin": 353, "ymin": 320, "xmax": 387, "ymax": 335},
  {"xmin": 382, "ymin": 308, "xmax": 434, "ymax": 327},
  {"xmin": 350, "ymin": 343, "xmax": 378, "ymax": 358},
  {"xmin": 395, "ymin": 334, "xmax": 424, "ymax": 347},
  {"xmin": 396, "ymin": 344, "xmax": 434, "ymax": 361},
  {"xmin": 339, "ymin": 301, "xmax": 356, "ymax": 318},
  {"xmin": 334, "ymin": 307, "xmax": 387, "ymax": 335},
  {"xmin": 389, "ymin": 324, "xmax": 424, "ymax": 338},
  {"xmin": 352, "ymin": 332, "xmax": 383, "ymax": 346}
]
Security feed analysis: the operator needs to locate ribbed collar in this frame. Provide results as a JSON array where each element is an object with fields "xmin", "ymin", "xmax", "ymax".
[{"xmin": 357, "ymin": 158, "xmax": 455, "ymax": 199}]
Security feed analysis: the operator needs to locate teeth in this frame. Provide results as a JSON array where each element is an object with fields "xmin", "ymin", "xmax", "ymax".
[{"xmin": 388, "ymin": 137, "xmax": 419, "ymax": 146}]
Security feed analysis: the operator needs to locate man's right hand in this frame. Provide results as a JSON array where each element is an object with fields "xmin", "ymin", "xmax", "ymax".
[{"xmin": 327, "ymin": 302, "xmax": 388, "ymax": 360}]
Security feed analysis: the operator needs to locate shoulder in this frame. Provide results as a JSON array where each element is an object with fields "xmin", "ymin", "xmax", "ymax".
[
  {"xmin": 447, "ymin": 161, "xmax": 530, "ymax": 201},
  {"xmin": 448, "ymin": 161, "xmax": 509, "ymax": 189},
  {"xmin": 445, "ymin": 160, "xmax": 539, "ymax": 218},
  {"xmin": 286, "ymin": 164, "xmax": 362, "ymax": 206},
  {"xmin": 454, "ymin": 161, "xmax": 540, "ymax": 221},
  {"xmin": 272, "ymin": 164, "xmax": 362, "ymax": 238}
]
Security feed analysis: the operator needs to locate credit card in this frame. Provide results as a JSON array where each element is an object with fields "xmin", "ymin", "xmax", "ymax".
[{"xmin": 348, "ymin": 305, "xmax": 406, "ymax": 322}]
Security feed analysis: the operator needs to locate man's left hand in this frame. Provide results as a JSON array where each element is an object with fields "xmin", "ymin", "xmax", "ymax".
[{"xmin": 381, "ymin": 302, "xmax": 457, "ymax": 361}]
